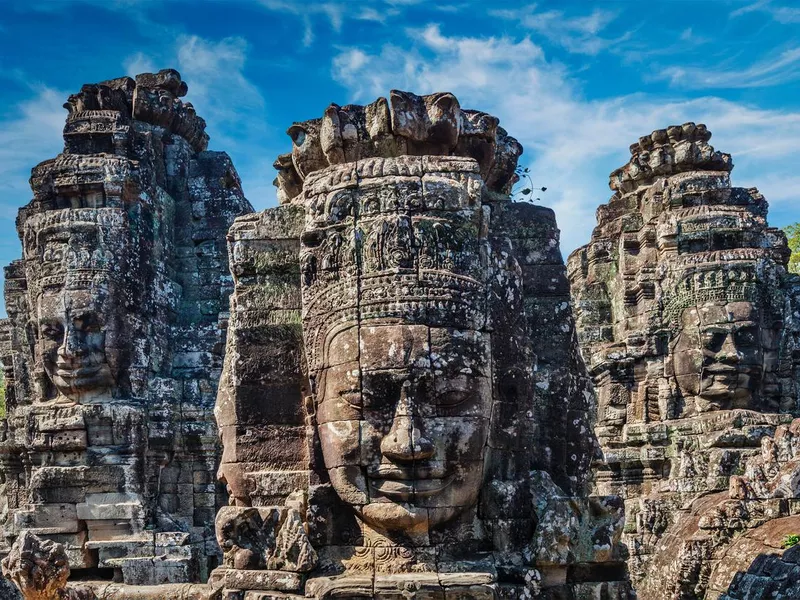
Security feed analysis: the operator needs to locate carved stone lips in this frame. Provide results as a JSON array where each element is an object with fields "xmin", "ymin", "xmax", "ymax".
[
  {"xmin": 368, "ymin": 465, "xmax": 454, "ymax": 500},
  {"xmin": 56, "ymin": 363, "xmax": 101, "ymax": 378},
  {"xmin": 369, "ymin": 476, "xmax": 454, "ymax": 500},
  {"xmin": 704, "ymin": 366, "xmax": 753, "ymax": 376},
  {"xmin": 369, "ymin": 464, "xmax": 447, "ymax": 480}
]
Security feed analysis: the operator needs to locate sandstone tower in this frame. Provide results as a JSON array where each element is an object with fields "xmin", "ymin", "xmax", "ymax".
[
  {"xmin": 569, "ymin": 124, "xmax": 800, "ymax": 598},
  {"xmin": 211, "ymin": 91, "xmax": 631, "ymax": 598},
  {"xmin": 0, "ymin": 70, "xmax": 252, "ymax": 588}
]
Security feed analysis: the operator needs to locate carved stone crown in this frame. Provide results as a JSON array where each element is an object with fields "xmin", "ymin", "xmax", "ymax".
[
  {"xmin": 299, "ymin": 157, "xmax": 488, "ymax": 371},
  {"xmin": 277, "ymin": 90, "xmax": 522, "ymax": 204},
  {"xmin": 662, "ymin": 264, "xmax": 762, "ymax": 328},
  {"xmin": 23, "ymin": 208, "xmax": 126, "ymax": 295},
  {"xmin": 609, "ymin": 123, "xmax": 732, "ymax": 194}
]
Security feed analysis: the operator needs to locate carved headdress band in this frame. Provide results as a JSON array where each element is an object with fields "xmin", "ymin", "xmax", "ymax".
[
  {"xmin": 22, "ymin": 208, "xmax": 127, "ymax": 295},
  {"xmin": 299, "ymin": 157, "xmax": 489, "ymax": 371},
  {"xmin": 662, "ymin": 264, "xmax": 766, "ymax": 330}
]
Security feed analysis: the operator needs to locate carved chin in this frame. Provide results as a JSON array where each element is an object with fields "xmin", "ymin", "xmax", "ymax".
[{"xmin": 358, "ymin": 503, "xmax": 429, "ymax": 532}]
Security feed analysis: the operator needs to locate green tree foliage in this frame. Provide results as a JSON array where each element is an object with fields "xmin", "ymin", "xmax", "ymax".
[
  {"xmin": 783, "ymin": 533, "xmax": 800, "ymax": 549},
  {"xmin": 512, "ymin": 166, "xmax": 547, "ymax": 203},
  {"xmin": 786, "ymin": 223, "xmax": 800, "ymax": 274}
]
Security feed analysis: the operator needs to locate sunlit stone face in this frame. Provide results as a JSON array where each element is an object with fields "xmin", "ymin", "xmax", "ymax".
[
  {"xmin": 671, "ymin": 301, "xmax": 766, "ymax": 412},
  {"xmin": 316, "ymin": 323, "xmax": 492, "ymax": 532},
  {"xmin": 37, "ymin": 287, "xmax": 114, "ymax": 401}
]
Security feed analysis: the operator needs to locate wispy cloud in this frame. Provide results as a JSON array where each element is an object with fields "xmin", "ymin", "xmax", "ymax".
[
  {"xmin": 123, "ymin": 51, "xmax": 157, "ymax": 77},
  {"xmin": 655, "ymin": 46, "xmax": 800, "ymax": 89},
  {"xmin": 0, "ymin": 86, "xmax": 66, "ymax": 220},
  {"xmin": 731, "ymin": 1, "xmax": 800, "ymax": 23},
  {"xmin": 331, "ymin": 24, "xmax": 800, "ymax": 253},
  {"xmin": 175, "ymin": 35, "xmax": 265, "ymax": 139},
  {"xmin": 490, "ymin": 4, "xmax": 625, "ymax": 55},
  {"xmin": 122, "ymin": 34, "xmax": 275, "ymax": 206},
  {"xmin": 257, "ymin": 0, "xmax": 401, "ymax": 47}
]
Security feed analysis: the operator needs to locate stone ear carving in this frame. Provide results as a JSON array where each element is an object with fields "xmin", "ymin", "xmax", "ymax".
[
  {"xmin": 320, "ymin": 104, "xmax": 344, "ymax": 165},
  {"xmin": 427, "ymin": 92, "xmax": 461, "ymax": 147}
]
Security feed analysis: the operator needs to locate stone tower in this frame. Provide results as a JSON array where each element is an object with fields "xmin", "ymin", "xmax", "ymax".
[
  {"xmin": 211, "ymin": 91, "xmax": 632, "ymax": 598},
  {"xmin": 0, "ymin": 70, "xmax": 252, "ymax": 588},
  {"xmin": 568, "ymin": 124, "xmax": 800, "ymax": 598}
]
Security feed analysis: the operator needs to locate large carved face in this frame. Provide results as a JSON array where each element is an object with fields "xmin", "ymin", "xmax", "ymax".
[
  {"xmin": 316, "ymin": 323, "xmax": 492, "ymax": 533},
  {"xmin": 671, "ymin": 301, "xmax": 767, "ymax": 412},
  {"xmin": 37, "ymin": 286, "xmax": 114, "ymax": 401}
]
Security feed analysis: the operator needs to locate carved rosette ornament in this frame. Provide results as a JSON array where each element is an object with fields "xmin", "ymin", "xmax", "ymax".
[
  {"xmin": 214, "ymin": 91, "xmax": 632, "ymax": 598},
  {"xmin": 568, "ymin": 124, "xmax": 800, "ymax": 598},
  {"xmin": 0, "ymin": 70, "xmax": 252, "ymax": 596}
]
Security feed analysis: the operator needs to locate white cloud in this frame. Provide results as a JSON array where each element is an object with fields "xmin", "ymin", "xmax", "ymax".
[
  {"xmin": 257, "ymin": 0, "xmax": 401, "ymax": 47},
  {"xmin": 731, "ymin": 1, "xmax": 800, "ymax": 23},
  {"xmin": 331, "ymin": 25, "xmax": 800, "ymax": 254},
  {"xmin": 123, "ymin": 51, "xmax": 156, "ymax": 77},
  {"xmin": 256, "ymin": 0, "xmax": 343, "ymax": 47},
  {"xmin": 656, "ymin": 46, "xmax": 800, "ymax": 89},
  {"xmin": 0, "ymin": 86, "xmax": 66, "ymax": 220},
  {"xmin": 122, "ymin": 34, "xmax": 276, "ymax": 209},
  {"xmin": 171, "ymin": 35, "xmax": 277, "ymax": 207},
  {"xmin": 172, "ymin": 35, "xmax": 266, "ymax": 144},
  {"xmin": 491, "ymin": 4, "xmax": 625, "ymax": 56}
]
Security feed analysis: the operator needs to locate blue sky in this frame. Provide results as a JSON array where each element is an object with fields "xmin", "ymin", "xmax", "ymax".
[{"xmin": 1, "ymin": 0, "xmax": 798, "ymax": 304}]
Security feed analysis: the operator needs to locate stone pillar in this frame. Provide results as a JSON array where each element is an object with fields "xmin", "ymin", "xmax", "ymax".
[
  {"xmin": 212, "ymin": 91, "xmax": 631, "ymax": 599},
  {"xmin": 569, "ymin": 123, "xmax": 800, "ymax": 598},
  {"xmin": 0, "ymin": 70, "xmax": 252, "ymax": 589}
]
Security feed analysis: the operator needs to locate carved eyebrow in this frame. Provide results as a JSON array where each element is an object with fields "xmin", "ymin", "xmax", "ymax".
[
  {"xmin": 701, "ymin": 321, "xmax": 757, "ymax": 330},
  {"xmin": 38, "ymin": 317, "xmax": 61, "ymax": 326},
  {"xmin": 70, "ymin": 310, "xmax": 102, "ymax": 323},
  {"xmin": 435, "ymin": 363, "xmax": 486, "ymax": 376}
]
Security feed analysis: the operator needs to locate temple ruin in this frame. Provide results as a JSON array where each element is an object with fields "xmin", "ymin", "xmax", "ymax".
[
  {"xmin": 0, "ymin": 70, "xmax": 252, "ymax": 594},
  {"xmin": 212, "ymin": 91, "xmax": 630, "ymax": 598},
  {"xmin": 0, "ymin": 70, "xmax": 798, "ymax": 600},
  {"xmin": 569, "ymin": 124, "xmax": 800, "ymax": 599}
]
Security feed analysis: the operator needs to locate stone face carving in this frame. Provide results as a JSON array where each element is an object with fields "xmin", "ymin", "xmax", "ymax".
[
  {"xmin": 569, "ymin": 124, "xmax": 800, "ymax": 598},
  {"xmin": 213, "ymin": 91, "xmax": 631, "ymax": 598},
  {"xmin": 0, "ymin": 70, "xmax": 252, "ymax": 593}
]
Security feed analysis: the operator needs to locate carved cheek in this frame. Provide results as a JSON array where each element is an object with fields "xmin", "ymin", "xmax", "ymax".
[
  {"xmin": 40, "ymin": 340, "xmax": 60, "ymax": 369},
  {"xmin": 437, "ymin": 416, "xmax": 488, "ymax": 463},
  {"xmin": 358, "ymin": 417, "xmax": 384, "ymax": 470},
  {"xmin": 737, "ymin": 345, "xmax": 763, "ymax": 368},
  {"xmin": 318, "ymin": 420, "xmax": 361, "ymax": 468},
  {"xmin": 86, "ymin": 331, "xmax": 106, "ymax": 356},
  {"xmin": 672, "ymin": 348, "xmax": 704, "ymax": 376}
]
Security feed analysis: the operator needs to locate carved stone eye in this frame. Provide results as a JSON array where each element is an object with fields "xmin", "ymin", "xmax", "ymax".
[{"xmin": 288, "ymin": 126, "xmax": 307, "ymax": 148}]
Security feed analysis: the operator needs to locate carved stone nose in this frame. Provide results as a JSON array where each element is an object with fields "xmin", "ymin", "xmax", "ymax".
[
  {"xmin": 59, "ymin": 327, "xmax": 85, "ymax": 359},
  {"xmin": 380, "ymin": 389, "xmax": 435, "ymax": 462},
  {"xmin": 380, "ymin": 415, "xmax": 435, "ymax": 462},
  {"xmin": 718, "ymin": 333, "xmax": 740, "ymax": 363},
  {"xmin": 380, "ymin": 414, "xmax": 415, "ymax": 461}
]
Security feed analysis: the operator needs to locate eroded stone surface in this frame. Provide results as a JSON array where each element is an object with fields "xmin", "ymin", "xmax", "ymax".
[
  {"xmin": 2, "ymin": 532, "xmax": 72, "ymax": 600},
  {"xmin": 569, "ymin": 124, "xmax": 800, "ymax": 599},
  {"xmin": 214, "ymin": 92, "xmax": 632, "ymax": 598},
  {"xmin": 0, "ymin": 69, "xmax": 252, "ymax": 592}
]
